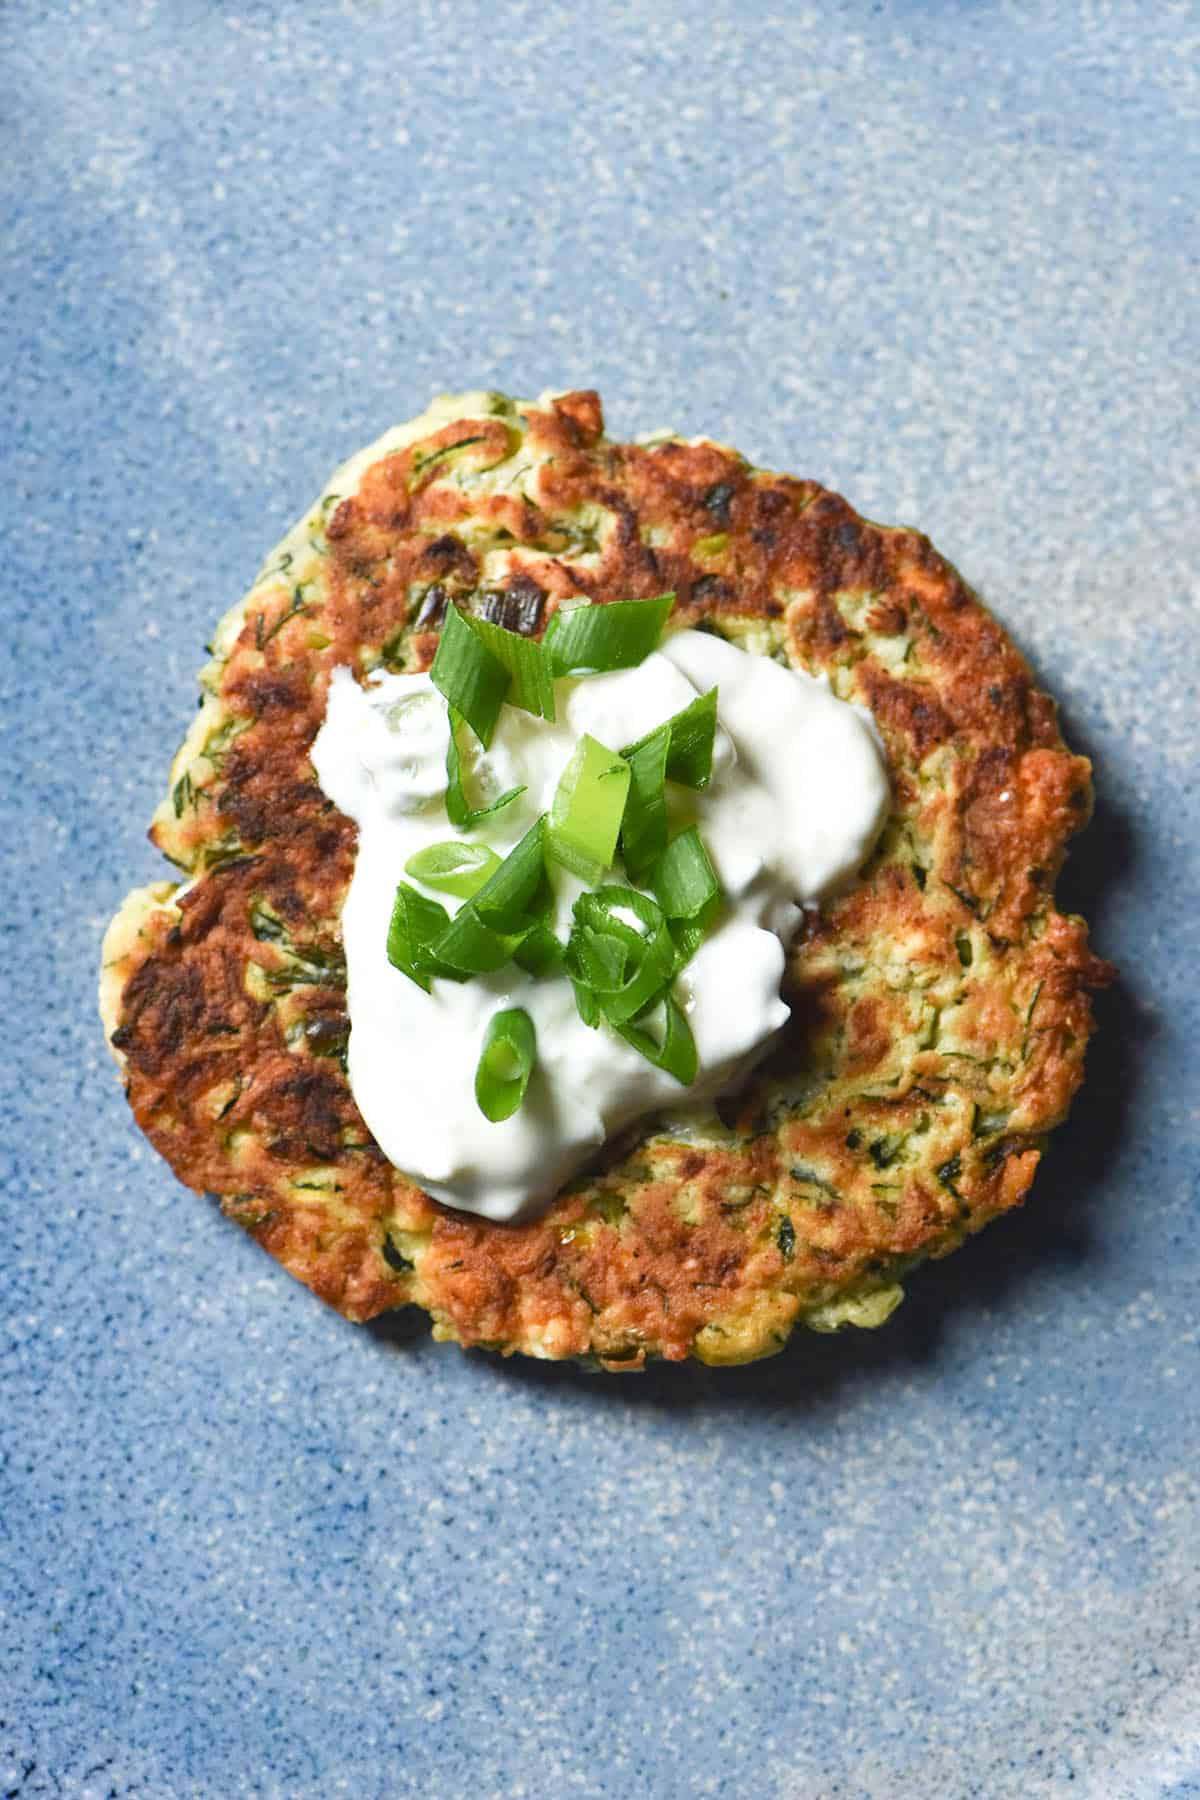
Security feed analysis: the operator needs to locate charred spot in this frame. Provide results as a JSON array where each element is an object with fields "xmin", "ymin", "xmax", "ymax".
[
  {"xmin": 859, "ymin": 666, "xmax": 954, "ymax": 761},
  {"xmin": 688, "ymin": 573, "xmax": 737, "ymax": 607},
  {"xmin": 237, "ymin": 671, "xmax": 306, "ymax": 717},
  {"xmin": 702, "ymin": 481, "xmax": 737, "ymax": 526},
  {"xmin": 754, "ymin": 486, "xmax": 793, "ymax": 520},
  {"xmin": 421, "ymin": 533, "xmax": 475, "ymax": 576},
  {"xmin": 611, "ymin": 499, "xmax": 640, "ymax": 548},
  {"xmin": 304, "ymin": 1012, "xmax": 350, "ymax": 1059},
  {"xmin": 269, "ymin": 1066, "xmax": 347, "ymax": 1160},
  {"xmin": 381, "ymin": 1234, "xmax": 415, "ymax": 1274},
  {"xmin": 813, "ymin": 593, "xmax": 851, "ymax": 648},
  {"xmin": 836, "ymin": 521, "xmax": 862, "ymax": 555},
  {"xmin": 677, "ymin": 1152, "xmax": 705, "ymax": 1179},
  {"xmin": 476, "ymin": 573, "xmax": 545, "ymax": 636},
  {"xmin": 412, "ymin": 584, "xmax": 449, "ymax": 628},
  {"xmin": 115, "ymin": 956, "xmax": 210, "ymax": 1076}
]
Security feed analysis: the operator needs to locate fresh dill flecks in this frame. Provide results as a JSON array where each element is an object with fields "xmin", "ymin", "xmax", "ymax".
[
  {"xmin": 259, "ymin": 584, "xmax": 312, "ymax": 646},
  {"xmin": 172, "ymin": 770, "xmax": 194, "ymax": 818}
]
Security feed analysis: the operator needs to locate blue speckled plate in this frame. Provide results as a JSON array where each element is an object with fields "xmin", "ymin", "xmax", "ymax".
[{"xmin": 3, "ymin": 3, "xmax": 1197, "ymax": 1794}]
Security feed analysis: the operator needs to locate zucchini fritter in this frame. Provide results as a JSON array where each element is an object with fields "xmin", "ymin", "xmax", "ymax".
[{"xmin": 100, "ymin": 389, "xmax": 1111, "ymax": 1367}]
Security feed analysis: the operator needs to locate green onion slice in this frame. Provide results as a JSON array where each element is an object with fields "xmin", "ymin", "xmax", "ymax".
[
  {"xmin": 544, "ymin": 593, "xmax": 675, "ymax": 677},
  {"xmin": 566, "ymin": 887, "xmax": 676, "ymax": 1025},
  {"xmin": 434, "ymin": 904, "xmax": 531, "ymax": 975},
  {"xmin": 622, "ymin": 686, "xmax": 718, "ymax": 790},
  {"xmin": 468, "ymin": 614, "xmax": 556, "ymax": 721},
  {"xmin": 431, "ymin": 818, "xmax": 551, "ymax": 975},
  {"xmin": 405, "ymin": 840, "xmax": 501, "ymax": 898},
  {"xmin": 445, "ymin": 708, "xmax": 525, "ymax": 831},
  {"xmin": 430, "ymin": 604, "xmax": 510, "ymax": 747},
  {"xmin": 618, "ymin": 727, "xmax": 670, "ymax": 881},
  {"xmin": 617, "ymin": 992, "xmax": 698, "ymax": 1085},
  {"xmin": 572, "ymin": 980, "xmax": 601, "ymax": 1028},
  {"xmin": 475, "ymin": 1007, "xmax": 537, "ymax": 1122},
  {"xmin": 667, "ymin": 916, "xmax": 710, "ymax": 974},
  {"xmin": 386, "ymin": 883, "xmax": 459, "ymax": 990},
  {"xmin": 547, "ymin": 734, "xmax": 631, "ymax": 882},
  {"xmin": 471, "ymin": 817, "xmax": 549, "ymax": 928},
  {"xmin": 513, "ymin": 924, "xmax": 566, "ymax": 977},
  {"xmin": 651, "ymin": 825, "xmax": 720, "ymax": 920}
]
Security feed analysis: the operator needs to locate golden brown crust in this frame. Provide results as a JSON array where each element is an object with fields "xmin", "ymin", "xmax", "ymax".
[{"xmin": 102, "ymin": 389, "xmax": 1112, "ymax": 1366}]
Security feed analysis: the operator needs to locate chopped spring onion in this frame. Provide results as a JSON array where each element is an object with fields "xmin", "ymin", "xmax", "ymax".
[
  {"xmin": 572, "ymin": 979, "xmax": 601, "ymax": 1028},
  {"xmin": 513, "ymin": 923, "xmax": 566, "ymax": 976},
  {"xmin": 405, "ymin": 840, "xmax": 501, "ymax": 898},
  {"xmin": 548, "ymin": 734, "xmax": 631, "ymax": 881},
  {"xmin": 622, "ymin": 687, "xmax": 718, "ymax": 790},
  {"xmin": 430, "ymin": 604, "xmax": 510, "ymax": 747},
  {"xmin": 475, "ymin": 1007, "xmax": 537, "ymax": 1122},
  {"xmin": 566, "ymin": 887, "xmax": 676, "ymax": 1025},
  {"xmin": 386, "ymin": 883, "xmax": 456, "ymax": 991},
  {"xmin": 432, "ymin": 818, "xmax": 550, "ymax": 974},
  {"xmin": 434, "ymin": 904, "xmax": 532, "ymax": 975},
  {"xmin": 617, "ymin": 992, "xmax": 698, "ymax": 1085},
  {"xmin": 667, "ymin": 916, "xmax": 710, "ymax": 974},
  {"xmin": 471, "ymin": 817, "xmax": 550, "ymax": 928},
  {"xmin": 650, "ymin": 826, "xmax": 720, "ymax": 920},
  {"xmin": 544, "ymin": 592, "xmax": 675, "ymax": 676},
  {"xmin": 662, "ymin": 687, "xmax": 719, "ymax": 788},
  {"xmin": 617, "ymin": 727, "xmax": 670, "ymax": 881},
  {"xmin": 468, "ymin": 613, "xmax": 556, "ymax": 721},
  {"xmin": 445, "ymin": 707, "xmax": 525, "ymax": 831}
]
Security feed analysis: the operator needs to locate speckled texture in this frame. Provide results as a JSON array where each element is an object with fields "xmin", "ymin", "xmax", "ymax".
[{"xmin": 2, "ymin": 2, "xmax": 1197, "ymax": 1795}]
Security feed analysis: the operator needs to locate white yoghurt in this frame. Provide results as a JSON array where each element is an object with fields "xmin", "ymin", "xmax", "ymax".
[{"xmin": 311, "ymin": 629, "xmax": 889, "ymax": 1222}]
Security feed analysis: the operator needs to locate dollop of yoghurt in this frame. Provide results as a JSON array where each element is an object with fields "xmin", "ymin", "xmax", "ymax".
[{"xmin": 311, "ymin": 629, "xmax": 888, "ymax": 1221}]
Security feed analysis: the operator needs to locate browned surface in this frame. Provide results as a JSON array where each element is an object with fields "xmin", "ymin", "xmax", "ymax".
[{"xmin": 102, "ymin": 390, "xmax": 1111, "ymax": 1366}]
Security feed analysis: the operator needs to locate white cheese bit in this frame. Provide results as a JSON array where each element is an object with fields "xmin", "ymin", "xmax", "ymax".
[{"xmin": 311, "ymin": 630, "xmax": 889, "ymax": 1222}]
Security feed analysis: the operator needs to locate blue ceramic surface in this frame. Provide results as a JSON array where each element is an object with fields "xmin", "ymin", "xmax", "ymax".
[{"xmin": 3, "ymin": 3, "xmax": 1197, "ymax": 1795}]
